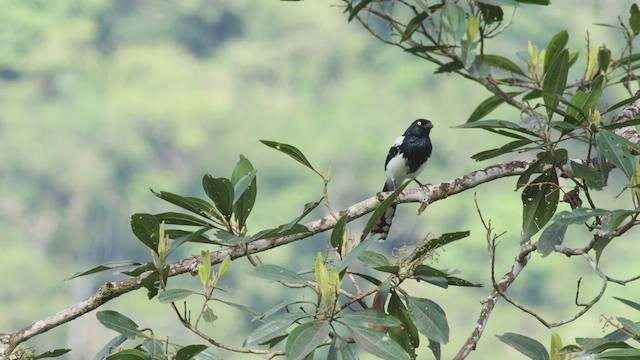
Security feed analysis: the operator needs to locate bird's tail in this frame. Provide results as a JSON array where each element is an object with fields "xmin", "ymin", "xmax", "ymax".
[{"xmin": 371, "ymin": 182, "xmax": 397, "ymax": 241}]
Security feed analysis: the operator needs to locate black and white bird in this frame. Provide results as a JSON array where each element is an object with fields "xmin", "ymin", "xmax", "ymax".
[{"xmin": 372, "ymin": 119, "xmax": 433, "ymax": 241}]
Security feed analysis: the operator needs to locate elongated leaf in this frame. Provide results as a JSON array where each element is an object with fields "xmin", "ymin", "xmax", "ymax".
[
  {"xmin": 605, "ymin": 93, "xmax": 640, "ymax": 113},
  {"xmin": 516, "ymin": 157, "xmax": 545, "ymax": 190},
  {"xmin": 496, "ymin": 332, "xmax": 549, "ymax": 360},
  {"xmin": 441, "ymin": 2, "xmax": 465, "ymax": 41},
  {"xmin": 153, "ymin": 212, "xmax": 210, "ymax": 227},
  {"xmin": 456, "ymin": 119, "xmax": 534, "ymax": 134},
  {"xmin": 328, "ymin": 336, "xmax": 359, "ymax": 360},
  {"xmin": 411, "ymin": 231, "xmax": 470, "ymax": 261},
  {"xmin": 131, "ymin": 213, "xmax": 160, "ymax": 252},
  {"xmin": 362, "ymin": 181, "xmax": 410, "ymax": 240},
  {"xmin": 331, "ymin": 215, "xmax": 348, "ymax": 249},
  {"xmin": 250, "ymin": 264, "xmax": 304, "ymax": 283},
  {"xmin": 553, "ymin": 208, "xmax": 611, "ymax": 224},
  {"xmin": 260, "ymin": 140, "xmax": 315, "ymax": 171},
  {"xmin": 388, "ymin": 291, "xmax": 419, "ymax": 351},
  {"xmin": 571, "ymin": 161, "xmax": 604, "ymax": 190},
  {"xmin": 175, "ymin": 344, "xmax": 208, "ymax": 360},
  {"xmin": 143, "ymin": 339, "xmax": 164, "ymax": 358},
  {"xmin": 105, "ymin": 349, "xmax": 149, "ymax": 360},
  {"xmin": 614, "ymin": 297, "xmax": 640, "ymax": 312},
  {"xmin": 358, "ymin": 250, "xmax": 390, "ymax": 268},
  {"xmin": 341, "ymin": 310, "xmax": 402, "ymax": 327},
  {"xmin": 203, "ymin": 175, "xmax": 234, "ymax": 220},
  {"xmin": 231, "ymin": 155, "xmax": 257, "ymax": 230},
  {"xmin": 516, "ymin": 0, "xmax": 550, "ymax": 5},
  {"xmin": 157, "ymin": 289, "xmax": 198, "ymax": 304},
  {"xmin": 537, "ymin": 222, "xmax": 568, "ymax": 257},
  {"xmin": 481, "ymin": 55, "xmax": 525, "ymax": 75},
  {"xmin": 596, "ymin": 129, "xmax": 636, "ymax": 179},
  {"xmin": 543, "ymin": 49, "xmax": 569, "ymax": 114},
  {"xmin": 471, "ymin": 139, "xmax": 533, "ymax": 161},
  {"xmin": 347, "ymin": 325, "xmax": 410, "ymax": 360},
  {"xmin": 405, "ymin": 45, "xmax": 455, "ymax": 53},
  {"xmin": 435, "ymin": 60, "xmax": 464, "ymax": 74},
  {"xmin": 446, "ymin": 276, "xmax": 482, "ymax": 287},
  {"xmin": 96, "ymin": 310, "xmax": 141, "ymax": 338},
  {"xmin": 468, "ymin": 92, "xmax": 522, "ymax": 122},
  {"xmin": 93, "ymin": 335, "xmax": 128, "ymax": 360},
  {"xmin": 402, "ymin": 12, "xmax": 429, "ymax": 41},
  {"xmin": 521, "ymin": 170, "xmax": 559, "ymax": 241},
  {"xmin": 286, "ymin": 321, "xmax": 331, "ymax": 360},
  {"xmin": 348, "ymin": 0, "xmax": 373, "ymax": 22},
  {"xmin": 67, "ymin": 260, "xmax": 143, "ymax": 280},
  {"xmin": 246, "ymin": 312, "xmax": 305, "ymax": 346},
  {"xmin": 404, "ymin": 295, "xmax": 449, "ymax": 344},
  {"xmin": 544, "ymin": 30, "xmax": 569, "ymax": 70},
  {"xmin": 151, "ymin": 190, "xmax": 215, "ymax": 217},
  {"xmin": 336, "ymin": 235, "xmax": 379, "ymax": 272},
  {"xmin": 34, "ymin": 349, "xmax": 71, "ymax": 359},
  {"xmin": 601, "ymin": 118, "xmax": 640, "ymax": 130}
]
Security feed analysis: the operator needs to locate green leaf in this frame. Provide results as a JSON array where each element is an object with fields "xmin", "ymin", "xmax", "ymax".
[
  {"xmin": 260, "ymin": 140, "xmax": 315, "ymax": 171},
  {"xmin": 516, "ymin": 0, "xmax": 550, "ymax": 4},
  {"xmin": 331, "ymin": 215, "xmax": 348, "ymax": 249},
  {"xmin": 605, "ymin": 92, "xmax": 640, "ymax": 113},
  {"xmin": 598, "ymin": 348, "xmax": 640, "ymax": 358},
  {"xmin": 441, "ymin": 2, "xmax": 466, "ymax": 41},
  {"xmin": 358, "ymin": 250, "xmax": 391, "ymax": 268},
  {"xmin": 232, "ymin": 155, "xmax": 257, "ymax": 230},
  {"xmin": 93, "ymin": 335, "xmax": 128, "ymax": 360},
  {"xmin": 543, "ymin": 49, "xmax": 569, "ymax": 114},
  {"xmin": 336, "ymin": 235, "xmax": 380, "ymax": 273},
  {"xmin": 157, "ymin": 289, "xmax": 198, "ymax": 304},
  {"xmin": 285, "ymin": 321, "xmax": 331, "ymax": 360},
  {"xmin": 471, "ymin": 139, "xmax": 533, "ymax": 161},
  {"xmin": 169, "ymin": 227, "xmax": 213, "ymax": 254},
  {"xmin": 544, "ymin": 30, "xmax": 569, "ymax": 70},
  {"xmin": 614, "ymin": 297, "xmax": 640, "ymax": 312},
  {"xmin": 402, "ymin": 12, "xmax": 429, "ymax": 42},
  {"xmin": 521, "ymin": 170, "xmax": 559, "ymax": 241},
  {"xmin": 33, "ymin": 349, "xmax": 71, "ymax": 359},
  {"xmin": 411, "ymin": 231, "xmax": 470, "ymax": 261},
  {"xmin": 456, "ymin": 119, "xmax": 534, "ymax": 134},
  {"xmin": 617, "ymin": 317, "xmax": 640, "ymax": 336},
  {"xmin": 571, "ymin": 161, "xmax": 604, "ymax": 190},
  {"xmin": 202, "ymin": 175, "xmax": 234, "ymax": 221},
  {"xmin": 481, "ymin": 55, "xmax": 525, "ymax": 75},
  {"xmin": 153, "ymin": 212, "xmax": 209, "ymax": 226},
  {"xmin": 435, "ymin": 60, "xmax": 464, "ymax": 74},
  {"xmin": 175, "ymin": 344, "xmax": 208, "ymax": 360},
  {"xmin": 601, "ymin": 209, "xmax": 637, "ymax": 232},
  {"xmin": 631, "ymin": 3, "xmax": 640, "ymax": 35},
  {"xmin": 328, "ymin": 336, "xmax": 359, "ymax": 360},
  {"xmin": 151, "ymin": 190, "xmax": 215, "ymax": 218},
  {"xmin": 388, "ymin": 291, "xmax": 419, "ymax": 352},
  {"xmin": 404, "ymin": 295, "xmax": 449, "ymax": 344},
  {"xmin": 596, "ymin": 129, "xmax": 637, "ymax": 179},
  {"xmin": 246, "ymin": 312, "xmax": 305, "ymax": 346},
  {"xmin": 131, "ymin": 213, "xmax": 160, "ymax": 252},
  {"xmin": 537, "ymin": 222, "xmax": 568, "ymax": 257},
  {"xmin": 347, "ymin": 325, "xmax": 410, "ymax": 360},
  {"xmin": 143, "ymin": 339, "xmax": 164, "ymax": 358},
  {"xmin": 601, "ymin": 118, "xmax": 640, "ymax": 130},
  {"xmin": 67, "ymin": 260, "xmax": 143, "ymax": 280},
  {"xmin": 96, "ymin": 310, "xmax": 142, "ymax": 338},
  {"xmin": 549, "ymin": 332, "xmax": 562, "ymax": 360},
  {"xmin": 250, "ymin": 264, "xmax": 304, "ymax": 283},
  {"xmin": 348, "ymin": 0, "xmax": 373, "ymax": 22},
  {"xmin": 341, "ymin": 310, "xmax": 402, "ymax": 327},
  {"xmin": 105, "ymin": 349, "xmax": 150, "ymax": 360},
  {"xmin": 467, "ymin": 92, "xmax": 522, "ymax": 122},
  {"xmin": 516, "ymin": 157, "xmax": 545, "ymax": 190},
  {"xmin": 362, "ymin": 181, "xmax": 410, "ymax": 240},
  {"xmin": 405, "ymin": 45, "xmax": 456, "ymax": 53},
  {"xmin": 553, "ymin": 208, "xmax": 611, "ymax": 224},
  {"xmin": 496, "ymin": 332, "xmax": 550, "ymax": 360}
]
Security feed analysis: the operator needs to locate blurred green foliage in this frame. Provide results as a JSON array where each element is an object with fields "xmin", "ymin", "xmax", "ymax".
[{"xmin": 2, "ymin": 1, "xmax": 640, "ymax": 359}]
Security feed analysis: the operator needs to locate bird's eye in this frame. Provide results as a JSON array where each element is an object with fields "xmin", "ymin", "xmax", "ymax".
[{"xmin": 417, "ymin": 120, "xmax": 422, "ymax": 126}]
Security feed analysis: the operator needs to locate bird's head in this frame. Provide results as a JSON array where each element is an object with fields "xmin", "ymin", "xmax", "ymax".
[{"xmin": 406, "ymin": 118, "xmax": 433, "ymax": 136}]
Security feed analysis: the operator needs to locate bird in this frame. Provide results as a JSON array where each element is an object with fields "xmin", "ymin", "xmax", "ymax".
[{"xmin": 371, "ymin": 119, "xmax": 433, "ymax": 241}]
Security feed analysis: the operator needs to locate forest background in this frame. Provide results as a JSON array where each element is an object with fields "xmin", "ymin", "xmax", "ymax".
[{"xmin": 1, "ymin": 1, "xmax": 639, "ymax": 359}]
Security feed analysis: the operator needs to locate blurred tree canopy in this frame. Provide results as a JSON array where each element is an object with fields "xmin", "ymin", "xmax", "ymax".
[{"xmin": 2, "ymin": 1, "xmax": 640, "ymax": 360}]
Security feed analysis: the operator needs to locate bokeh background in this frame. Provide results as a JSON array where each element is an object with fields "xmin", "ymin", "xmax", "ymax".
[{"xmin": 1, "ymin": 1, "xmax": 640, "ymax": 359}]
